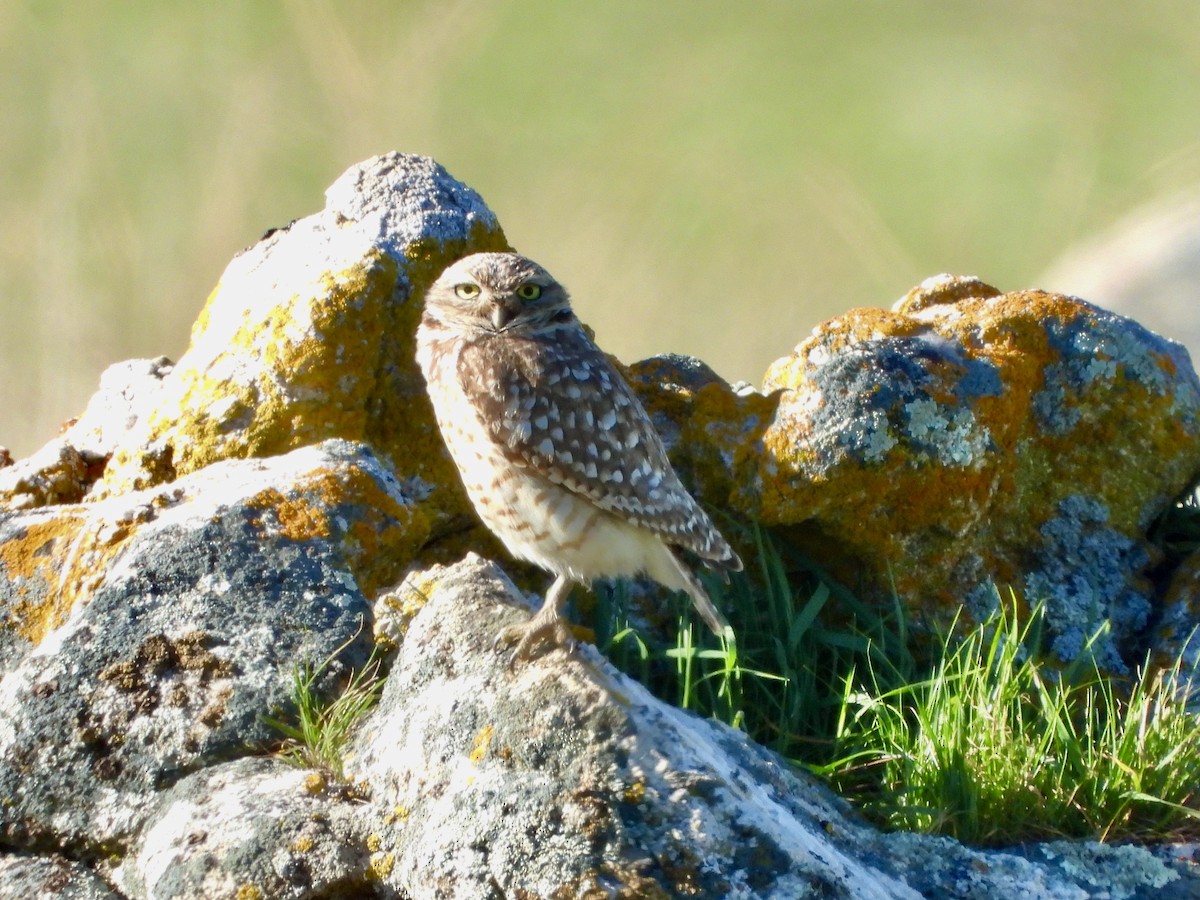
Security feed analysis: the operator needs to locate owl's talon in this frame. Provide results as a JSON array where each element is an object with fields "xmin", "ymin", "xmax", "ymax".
[{"xmin": 494, "ymin": 617, "xmax": 577, "ymax": 666}]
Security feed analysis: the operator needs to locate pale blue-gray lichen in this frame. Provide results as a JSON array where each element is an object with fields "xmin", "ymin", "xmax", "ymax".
[
  {"xmin": 1034, "ymin": 305, "xmax": 1199, "ymax": 435},
  {"xmin": 1024, "ymin": 495, "xmax": 1151, "ymax": 672},
  {"xmin": 811, "ymin": 336, "xmax": 999, "ymax": 469}
]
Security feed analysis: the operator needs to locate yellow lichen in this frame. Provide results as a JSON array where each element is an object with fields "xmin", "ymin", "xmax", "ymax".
[
  {"xmin": 469, "ymin": 724, "xmax": 494, "ymax": 765},
  {"xmin": 290, "ymin": 834, "xmax": 315, "ymax": 853},
  {"xmin": 383, "ymin": 803, "xmax": 410, "ymax": 825},
  {"xmin": 622, "ymin": 781, "xmax": 645, "ymax": 805},
  {"xmin": 172, "ymin": 253, "xmax": 398, "ymax": 475},
  {"xmin": 368, "ymin": 851, "xmax": 395, "ymax": 880},
  {"xmin": 85, "ymin": 212, "xmax": 509, "ymax": 506},
  {"xmin": 373, "ymin": 567, "xmax": 442, "ymax": 648},
  {"xmin": 235, "ymin": 886, "xmax": 263, "ymax": 900},
  {"xmin": 96, "ymin": 251, "xmax": 395, "ymax": 496}
]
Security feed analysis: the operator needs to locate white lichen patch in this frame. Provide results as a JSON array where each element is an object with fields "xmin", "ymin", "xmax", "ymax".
[
  {"xmin": 324, "ymin": 152, "xmax": 500, "ymax": 268},
  {"xmin": 587, "ymin": 657, "xmax": 917, "ymax": 900},
  {"xmin": 841, "ymin": 409, "xmax": 898, "ymax": 464},
  {"xmin": 1042, "ymin": 840, "xmax": 1178, "ymax": 897},
  {"xmin": 903, "ymin": 398, "xmax": 990, "ymax": 467}
]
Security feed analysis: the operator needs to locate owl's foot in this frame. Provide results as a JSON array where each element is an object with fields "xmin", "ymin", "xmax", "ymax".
[
  {"xmin": 494, "ymin": 608, "xmax": 577, "ymax": 665},
  {"xmin": 495, "ymin": 576, "xmax": 579, "ymax": 665}
]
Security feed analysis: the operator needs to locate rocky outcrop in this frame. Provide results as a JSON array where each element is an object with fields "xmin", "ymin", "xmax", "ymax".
[
  {"xmin": 0, "ymin": 154, "xmax": 511, "ymax": 534},
  {"xmin": 1, "ymin": 152, "xmax": 1198, "ymax": 896},
  {"xmin": 13, "ymin": 545, "xmax": 1194, "ymax": 897},
  {"xmin": 629, "ymin": 275, "xmax": 1200, "ymax": 671},
  {"xmin": 0, "ymin": 441, "xmax": 401, "ymax": 854}
]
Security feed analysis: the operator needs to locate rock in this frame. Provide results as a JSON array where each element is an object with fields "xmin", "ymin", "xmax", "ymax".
[
  {"xmin": 347, "ymin": 554, "xmax": 902, "ymax": 897},
  {"xmin": 2, "ymin": 152, "xmax": 1199, "ymax": 896},
  {"xmin": 0, "ymin": 358, "xmax": 173, "ymax": 512},
  {"xmin": 0, "ymin": 440, "xmax": 415, "ymax": 851},
  {"xmin": 0, "ymin": 153, "xmax": 510, "ymax": 543},
  {"xmin": 11, "ymin": 554, "xmax": 1181, "ymax": 898},
  {"xmin": 110, "ymin": 757, "xmax": 379, "ymax": 899},
  {"xmin": 345, "ymin": 555, "xmax": 1189, "ymax": 898},
  {"xmin": 633, "ymin": 275, "xmax": 1200, "ymax": 670},
  {"xmin": 0, "ymin": 853, "xmax": 121, "ymax": 898},
  {"xmin": 103, "ymin": 552, "xmax": 1195, "ymax": 897}
]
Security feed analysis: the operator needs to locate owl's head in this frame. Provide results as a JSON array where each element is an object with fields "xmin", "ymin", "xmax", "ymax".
[{"xmin": 423, "ymin": 252, "xmax": 575, "ymax": 336}]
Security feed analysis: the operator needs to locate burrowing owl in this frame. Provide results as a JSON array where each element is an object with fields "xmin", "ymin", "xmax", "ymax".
[{"xmin": 416, "ymin": 252, "xmax": 741, "ymax": 661}]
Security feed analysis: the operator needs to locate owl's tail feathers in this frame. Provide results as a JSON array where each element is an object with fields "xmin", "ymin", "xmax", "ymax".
[
  {"xmin": 663, "ymin": 548, "xmax": 732, "ymax": 639},
  {"xmin": 689, "ymin": 517, "xmax": 743, "ymax": 575},
  {"xmin": 705, "ymin": 542, "xmax": 743, "ymax": 574}
]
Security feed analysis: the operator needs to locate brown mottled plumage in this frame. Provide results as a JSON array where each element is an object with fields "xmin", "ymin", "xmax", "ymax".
[{"xmin": 416, "ymin": 252, "xmax": 740, "ymax": 660}]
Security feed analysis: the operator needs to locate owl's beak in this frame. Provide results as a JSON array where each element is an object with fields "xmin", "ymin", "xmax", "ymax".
[{"xmin": 490, "ymin": 299, "xmax": 518, "ymax": 331}]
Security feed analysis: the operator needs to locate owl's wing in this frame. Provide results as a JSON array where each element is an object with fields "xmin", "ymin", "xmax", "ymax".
[{"xmin": 457, "ymin": 330, "xmax": 738, "ymax": 567}]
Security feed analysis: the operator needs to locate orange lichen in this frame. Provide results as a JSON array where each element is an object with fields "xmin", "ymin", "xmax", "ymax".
[
  {"xmin": 247, "ymin": 488, "xmax": 332, "ymax": 542},
  {"xmin": 895, "ymin": 274, "xmax": 1002, "ymax": 313},
  {"xmin": 709, "ymin": 281, "xmax": 1200, "ymax": 633},
  {"xmin": 1, "ymin": 518, "xmax": 83, "ymax": 643},
  {"xmin": 0, "ymin": 511, "xmax": 137, "ymax": 646},
  {"xmin": 243, "ymin": 463, "xmax": 430, "ymax": 597}
]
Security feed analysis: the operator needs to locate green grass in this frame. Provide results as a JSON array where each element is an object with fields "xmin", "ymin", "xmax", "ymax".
[
  {"xmin": 263, "ymin": 643, "xmax": 385, "ymax": 781},
  {"xmin": 596, "ymin": 523, "xmax": 912, "ymax": 763},
  {"xmin": 594, "ymin": 521, "xmax": 1200, "ymax": 847},
  {"xmin": 828, "ymin": 599, "xmax": 1200, "ymax": 845}
]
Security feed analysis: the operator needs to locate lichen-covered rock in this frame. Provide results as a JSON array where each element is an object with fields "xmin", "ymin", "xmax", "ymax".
[
  {"xmin": 1, "ymin": 153, "xmax": 509, "ymax": 545},
  {"xmin": 0, "ymin": 439, "xmax": 414, "ymax": 852},
  {"xmin": 632, "ymin": 275, "xmax": 1200, "ymax": 669},
  {"xmin": 625, "ymin": 354, "xmax": 776, "ymax": 515},
  {"xmin": 2, "ymin": 150, "xmax": 1199, "ymax": 897},
  {"xmin": 0, "ymin": 852, "xmax": 121, "ymax": 898},
  {"xmin": 111, "ymin": 758, "xmax": 380, "ymax": 899},
  {"xmin": 0, "ymin": 357, "xmax": 173, "ymax": 512},
  {"xmin": 97, "ymin": 153, "xmax": 507, "ymax": 506},
  {"xmin": 339, "ymin": 554, "xmax": 1191, "ymax": 898},
  {"xmin": 348, "ymin": 557, "xmax": 913, "ymax": 898},
  {"xmin": 1, "ymin": 480, "xmax": 1195, "ymax": 896}
]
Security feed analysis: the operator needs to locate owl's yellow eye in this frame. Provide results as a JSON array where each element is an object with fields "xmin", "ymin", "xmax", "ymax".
[
  {"xmin": 517, "ymin": 283, "xmax": 542, "ymax": 301},
  {"xmin": 454, "ymin": 283, "xmax": 481, "ymax": 300}
]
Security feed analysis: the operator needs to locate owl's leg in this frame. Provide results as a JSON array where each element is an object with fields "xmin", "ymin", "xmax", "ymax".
[{"xmin": 495, "ymin": 573, "xmax": 577, "ymax": 663}]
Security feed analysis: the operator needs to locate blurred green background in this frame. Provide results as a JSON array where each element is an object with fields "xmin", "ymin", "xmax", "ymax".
[{"xmin": 3, "ymin": 2, "xmax": 1199, "ymax": 457}]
